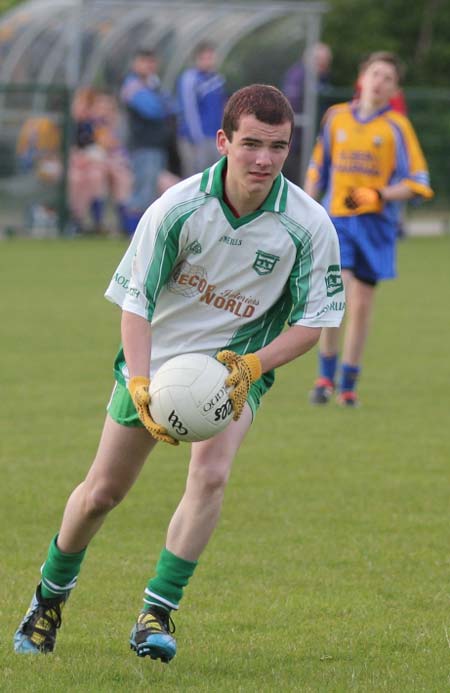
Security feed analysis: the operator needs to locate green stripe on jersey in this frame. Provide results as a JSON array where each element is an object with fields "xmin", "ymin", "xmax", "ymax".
[
  {"xmin": 223, "ymin": 287, "xmax": 292, "ymax": 355},
  {"xmin": 279, "ymin": 213, "xmax": 314, "ymax": 323},
  {"xmin": 218, "ymin": 286, "xmax": 293, "ymax": 394},
  {"xmin": 143, "ymin": 196, "xmax": 205, "ymax": 320}
]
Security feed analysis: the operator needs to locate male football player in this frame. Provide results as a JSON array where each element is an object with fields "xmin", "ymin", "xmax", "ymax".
[{"xmin": 14, "ymin": 85, "xmax": 344, "ymax": 662}]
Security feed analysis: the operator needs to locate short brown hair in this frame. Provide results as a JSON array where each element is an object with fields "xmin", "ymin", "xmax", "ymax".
[
  {"xmin": 222, "ymin": 84, "xmax": 294, "ymax": 142},
  {"xmin": 361, "ymin": 51, "xmax": 405, "ymax": 82},
  {"xmin": 193, "ymin": 41, "xmax": 216, "ymax": 58},
  {"xmin": 135, "ymin": 48, "xmax": 157, "ymax": 60}
]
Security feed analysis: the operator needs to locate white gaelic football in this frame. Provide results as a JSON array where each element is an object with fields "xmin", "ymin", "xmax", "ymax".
[{"xmin": 149, "ymin": 353, "xmax": 233, "ymax": 442}]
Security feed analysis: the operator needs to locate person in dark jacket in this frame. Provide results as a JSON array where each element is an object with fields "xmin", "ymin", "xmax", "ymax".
[
  {"xmin": 176, "ymin": 41, "xmax": 227, "ymax": 178},
  {"xmin": 282, "ymin": 42, "xmax": 332, "ymax": 185},
  {"xmin": 120, "ymin": 48, "xmax": 176, "ymax": 234}
]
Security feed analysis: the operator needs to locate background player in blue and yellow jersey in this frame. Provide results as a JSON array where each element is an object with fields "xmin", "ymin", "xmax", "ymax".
[{"xmin": 305, "ymin": 51, "xmax": 433, "ymax": 407}]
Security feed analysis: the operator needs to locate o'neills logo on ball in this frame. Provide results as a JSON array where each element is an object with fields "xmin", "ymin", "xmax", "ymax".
[{"xmin": 202, "ymin": 385, "xmax": 228, "ymax": 412}]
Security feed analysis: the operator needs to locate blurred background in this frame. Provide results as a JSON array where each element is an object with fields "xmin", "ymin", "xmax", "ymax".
[{"xmin": 0, "ymin": 0, "xmax": 448, "ymax": 238}]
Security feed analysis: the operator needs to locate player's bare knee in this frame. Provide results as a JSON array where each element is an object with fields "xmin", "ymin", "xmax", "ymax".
[
  {"xmin": 187, "ymin": 455, "xmax": 231, "ymax": 495},
  {"xmin": 83, "ymin": 483, "xmax": 125, "ymax": 517}
]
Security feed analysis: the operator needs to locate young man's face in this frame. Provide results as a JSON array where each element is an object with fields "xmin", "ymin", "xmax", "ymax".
[
  {"xmin": 359, "ymin": 60, "xmax": 399, "ymax": 108},
  {"xmin": 133, "ymin": 55, "xmax": 158, "ymax": 78},
  {"xmin": 196, "ymin": 48, "xmax": 216, "ymax": 73},
  {"xmin": 216, "ymin": 114, "xmax": 291, "ymax": 199}
]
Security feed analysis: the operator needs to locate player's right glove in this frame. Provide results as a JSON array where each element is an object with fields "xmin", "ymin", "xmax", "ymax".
[
  {"xmin": 216, "ymin": 351, "xmax": 262, "ymax": 421},
  {"xmin": 344, "ymin": 187, "xmax": 383, "ymax": 212},
  {"xmin": 128, "ymin": 376, "xmax": 179, "ymax": 446}
]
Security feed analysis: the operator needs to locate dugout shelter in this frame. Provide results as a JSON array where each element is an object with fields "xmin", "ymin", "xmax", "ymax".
[{"xmin": 0, "ymin": 0, "xmax": 328, "ymax": 234}]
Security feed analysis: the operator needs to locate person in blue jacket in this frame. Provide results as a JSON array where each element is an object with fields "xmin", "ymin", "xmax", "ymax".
[
  {"xmin": 177, "ymin": 41, "xmax": 227, "ymax": 178},
  {"xmin": 120, "ymin": 48, "xmax": 176, "ymax": 234}
]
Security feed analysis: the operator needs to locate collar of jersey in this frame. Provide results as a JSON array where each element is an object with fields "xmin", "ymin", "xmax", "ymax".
[
  {"xmin": 200, "ymin": 156, "xmax": 287, "ymax": 228},
  {"xmin": 350, "ymin": 103, "xmax": 392, "ymax": 124}
]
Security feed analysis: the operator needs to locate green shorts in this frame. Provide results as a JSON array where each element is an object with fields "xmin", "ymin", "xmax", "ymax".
[{"xmin": 107, "ymin": 378, "xmax": 269, "ymax": 427}]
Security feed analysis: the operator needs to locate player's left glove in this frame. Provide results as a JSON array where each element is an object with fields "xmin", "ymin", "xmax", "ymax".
[
  {"xmin": 344, "ymin": 187, "xmax": 383, "ymax": 212},
  {"xmin": 216, "ymin": 351, "xmax": 262, "ymax": 421}
]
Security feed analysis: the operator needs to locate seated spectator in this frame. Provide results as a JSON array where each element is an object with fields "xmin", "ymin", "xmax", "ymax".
[
  {"xmin": 68, "ymin": 87, "xmax": 109, "ymax": 234},
  {"xmin": 16, "ymin": 115, "xmax": 62, "ymax": 235},
  {"xmin": 68, "ymin": 87, "xmax": 133, "ymax": 235},
  {"xmin": 16, "ymin": 114, "xmax": 62, "ymax": 182},
  {"xmin": 90, "ymin": 91, "xmax": 133, "ymax": 235}
]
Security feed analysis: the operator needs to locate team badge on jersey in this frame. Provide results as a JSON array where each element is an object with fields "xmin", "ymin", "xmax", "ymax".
[
  {"xmin": 373, "ymin": 136, "xmax": 383, "ymax": 147},
  {"xmin": 253, "ymin": 250, "xmax": 280, "ymax": 276},
  {"xmin": 325, "ymin": 265, "xmax": 344, "ymax": 296},
  {"xmin": 186, "ymin": 240, "xmax": 202, "ymax": 254}
]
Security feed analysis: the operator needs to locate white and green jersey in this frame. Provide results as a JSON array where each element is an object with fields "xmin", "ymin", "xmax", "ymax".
[{"xmin": 105, "ymin": 157, "xmax": 344, "ymax": 385}]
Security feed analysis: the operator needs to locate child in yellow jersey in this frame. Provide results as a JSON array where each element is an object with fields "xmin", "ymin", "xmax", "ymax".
[{"xmin": 305, "ymin": 51, "xmax": 433, "ymax": 406}]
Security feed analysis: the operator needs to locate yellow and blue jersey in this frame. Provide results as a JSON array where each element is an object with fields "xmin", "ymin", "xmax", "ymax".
[{"xmin": 306, "ymin": 102, "xmax": 433, "ymax": 222}]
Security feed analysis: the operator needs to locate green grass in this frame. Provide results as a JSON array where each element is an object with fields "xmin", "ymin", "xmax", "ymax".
[{"xmin": 1, "ymin": 235, "xmax": 450, "ymax": 692}]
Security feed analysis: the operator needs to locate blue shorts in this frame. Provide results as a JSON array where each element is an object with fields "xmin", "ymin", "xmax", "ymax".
[{"xmin": 331, "ymin": 214, "xmax": 397, "ymax": 284}]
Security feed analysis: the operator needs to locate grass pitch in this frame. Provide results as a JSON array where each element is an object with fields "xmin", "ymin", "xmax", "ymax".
[{"xmin": 1, "ymin": 235, "xmax": 449, "ymax": 692}]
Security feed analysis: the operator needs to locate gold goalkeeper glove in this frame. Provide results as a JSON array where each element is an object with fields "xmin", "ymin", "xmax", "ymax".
[
  {"xmin": 344, "ymin": 187, "xmax": 383, "ymax": 212},
  {"xmin": 216, "ymin": 351, "xmax": 262, "ymax": 421},
  {"xmin": 128, "ymin": 376, "xmax": 179, "ymax": 446}
]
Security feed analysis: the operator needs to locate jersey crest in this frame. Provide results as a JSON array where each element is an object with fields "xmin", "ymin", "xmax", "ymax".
[
  {"xmin": 252, "ymin": 250, "xmax": 280, "ymax": 276},
  {"xmin": 325, "ymin": 265, "xmax": 344, "ymax": 297},
  {"xmin": 186, "ymin": 240, "xmax": 202, "ymax": 254}
]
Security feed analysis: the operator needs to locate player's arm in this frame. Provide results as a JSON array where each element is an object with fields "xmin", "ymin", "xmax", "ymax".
[
  {"xmin": 121, "ymin": 310, "xmax": 178, "ymax": 446},
  {"xmin": 121, "ymin": 310, "xmax": 152, "ymax": 379},
  {"xmin": 345, "ymin": 181, "xmax": 414, "ymax": 211},
  {"xmin": 121, "ymin": 76, "xmax": 165, "ymax": 120},
  {"xmin": 256, "ymin": 324, "xmax": 321, "ymax": 372},
  {"xmin": 218, "ymin": 326, "xmax": 320, "ymax": 420},
  {"xmin": 304, "ymin": 140, "xmax": 325, "ymax": 199},
  {"xmin": 395, "ymin": 117, "xmax": 433, "ymax": 200},
  {"xmin": 346, "ymin": 118, "xmax": 433, "ymax": 210},
  {"xmin": 303, "ymin": 175, "xmax": 320, "ymax": 199},
  {"xmin": 304, "ymin": 109, "xmax": 332, "ymax": 199},
  {"xmin": 379, "ymin": 181, "xmax": 414, "ymax": 202}
]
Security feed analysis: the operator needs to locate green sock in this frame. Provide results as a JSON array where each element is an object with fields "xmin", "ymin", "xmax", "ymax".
[
  {"xmin": 40, "ymin": 534, "xmax": 87, "ymax": 599},
  {"xmin": 144, "ymin": 547, "xmax": 198, "ymax": 611}
]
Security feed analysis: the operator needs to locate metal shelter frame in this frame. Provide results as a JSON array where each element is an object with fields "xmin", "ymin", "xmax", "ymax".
[{"xmin": 0, "ymin": 0, "xmax": 328, "ymax": 178}]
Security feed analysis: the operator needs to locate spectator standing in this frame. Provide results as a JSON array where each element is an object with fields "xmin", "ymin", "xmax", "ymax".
[
  {"xmin": 120, "ymin": 48, "xmax": 176, "ymax": 234},
  {"xmin": 176, "ymin": 41, "xmax": 227, "ymax": 178},
  {"xmin": 282, "ymin": 42, "xmax": 333, "ymax": 184}
]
